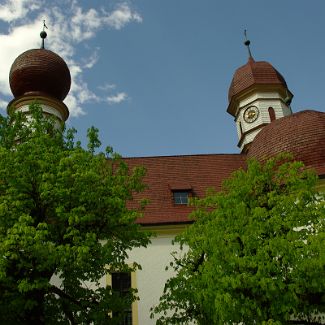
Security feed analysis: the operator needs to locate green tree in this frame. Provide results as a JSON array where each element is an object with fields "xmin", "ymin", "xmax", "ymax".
[
  {"xmin": 0, "ymin": 104, "xmax": 150, "ymax": 324},
  {"xmin": 152, "ymin": 155, "xmax": 325, "ymax": 324}
]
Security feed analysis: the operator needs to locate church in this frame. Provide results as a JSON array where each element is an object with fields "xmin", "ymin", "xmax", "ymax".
[{"xmin": 6, "ymin": 30, "xmax": 325, "ymax": 324}]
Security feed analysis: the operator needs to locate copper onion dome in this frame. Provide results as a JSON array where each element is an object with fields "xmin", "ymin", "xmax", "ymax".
[
  {"xmin": 9, "ymin": 48, "xmax": 71, "ymax": 101},
  {"xmin": 248, "ymin": 110, "xmax": 325, "ymax": 175}
]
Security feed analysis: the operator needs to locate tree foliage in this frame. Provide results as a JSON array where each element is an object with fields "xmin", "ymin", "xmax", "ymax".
[
  {"xmin": 0, "ymin": 104, "xmax": 150, "ymax": 324},
  {"xmin": 152, "ymin": 155, "xmax": 325, "ymax": 324}
]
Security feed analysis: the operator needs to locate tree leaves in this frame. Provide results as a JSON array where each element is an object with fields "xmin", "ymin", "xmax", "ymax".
[
  {"xmin": 153, "ymin": 154, "xmax": 325, "ymax": 324},
  {"xmin": 0, "ymin": 104, "xmax": 150, "ymax": 324}
]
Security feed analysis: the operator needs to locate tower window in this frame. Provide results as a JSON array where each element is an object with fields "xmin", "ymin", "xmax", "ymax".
[
  {"xmin": 239, "ymin": 121, "xmax": 243, "ymax": 135},
  {"xmin": 173, "ymin": 191, "xmax": 190, "ymax": 205},
  {"xmin": 268, "ymin": 107, "xmax": 276, "ymax": 122}
]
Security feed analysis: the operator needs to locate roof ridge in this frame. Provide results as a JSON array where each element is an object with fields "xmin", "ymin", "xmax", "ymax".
[{"xmin": 122, "ymin": 153, "xmax": 246, "ymax": 159}]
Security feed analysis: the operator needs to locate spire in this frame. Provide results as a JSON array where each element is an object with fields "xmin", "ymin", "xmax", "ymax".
[
  {"xmin": 244, "ymin": 29, "xmax": 253, "ymax": 60},
  {"xmin": 40, "ymin": 20, "xmax": 48, "ymax": 49}
]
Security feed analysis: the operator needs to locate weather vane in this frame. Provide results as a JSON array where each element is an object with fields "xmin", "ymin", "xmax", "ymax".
[
  {"xmin": 40, "ymin": 20, "xmax": 48, "ymax": 49},
  {"xmin": 244, "ymin": 29, "xmax": 253, "ymax": 59}
]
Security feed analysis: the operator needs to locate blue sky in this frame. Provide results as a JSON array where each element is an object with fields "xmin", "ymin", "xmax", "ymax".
[{"xmin": 0, "ymin": 0, "xmax": 324, "ymax": 157}]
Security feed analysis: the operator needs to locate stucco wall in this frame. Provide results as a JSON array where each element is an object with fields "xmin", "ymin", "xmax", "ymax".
[{"xmin": 126, "ymin": 233, "xmax": 183, "ymax": 325}]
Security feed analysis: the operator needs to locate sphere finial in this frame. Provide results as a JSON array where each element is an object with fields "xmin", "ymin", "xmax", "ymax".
[
  {"xmin": 40, "ymin": 20, "xmax": 48, "ymax": 49},
  {"xmin": 244, "ymin": 29, "xmax": 253, "ymax": 59}
]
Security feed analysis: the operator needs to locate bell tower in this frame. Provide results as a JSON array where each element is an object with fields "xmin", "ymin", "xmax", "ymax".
[
  {"xmin": 227, "ymin": 32, "xmax": 293, "ymax": 153},
  {"xmin": 7, "ymin": 24, "xmax": 71, "ymax": 125}
]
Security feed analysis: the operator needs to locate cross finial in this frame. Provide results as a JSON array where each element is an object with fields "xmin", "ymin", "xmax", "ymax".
[
  {"xmin": 43, "ymin": 20, "xmax": 48, "ymax": 31},
  {"xmin": 244, "ymin": 29, "xmax": 253, "ymax": 59},
  {"xmin": 40, "ymin": 20, "xmax": 48, "ymax": 49}
]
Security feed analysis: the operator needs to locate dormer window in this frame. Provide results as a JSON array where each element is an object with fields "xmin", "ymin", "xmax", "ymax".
[
  {"xmin": 173, "ymin": 191, "xmax": 190, "ymax": 205},
  {"xmin": 169, "ymin": 182, "xmax": 192, "ymax": 205}
]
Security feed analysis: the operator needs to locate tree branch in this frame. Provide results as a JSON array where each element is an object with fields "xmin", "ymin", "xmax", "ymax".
[
  {"xmin": 48, "ymin": 285, "xmax": 82, "ymax": 308},
  {"xmin": 191, "ymin": 252, "xmax": 205, "ymax": 272}
]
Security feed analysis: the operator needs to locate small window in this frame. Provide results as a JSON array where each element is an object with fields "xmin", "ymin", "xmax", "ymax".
[
  {"xmin": 239, "ymin": 121, "xmax": 243, "ymax": 135},
  {"xmin": 112, "ymin": 272, "xmax": 132, "ymax": 325},
  {"xmin": 173, "ymin": 191, "xmax": 189, "ymax": 205},
  {"xmin": 268, "ymin": 107, "xmax": 276, "ymax": 122}
]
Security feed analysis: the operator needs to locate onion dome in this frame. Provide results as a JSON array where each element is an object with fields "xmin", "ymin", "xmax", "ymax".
[
  {"xmin": 227, "ymin": 57, "xmax": 293, "ymax": 117},
  {"xmin": 227, "ymin": 32, "xmax": 293, "ymax": 117},
  {"xmin": 247, "ymin": 110, "xmax": 325, "ymax": 175},
  {"xmin": 228, "ymin": 57, "xmax": 288, "ymax": 103},
  {"xmin": 9, "ymin": 48, "xmax": 71, "ymax": 101}
]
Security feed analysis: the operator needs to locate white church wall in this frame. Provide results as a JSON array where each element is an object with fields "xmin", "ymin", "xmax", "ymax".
[
  {"xmin": 126, "ymin": 232, "xmax": 185, "ymax": 325},
  {"xmin": 50, "ymin": 230, "xmax": 185, "ymax": 325}
]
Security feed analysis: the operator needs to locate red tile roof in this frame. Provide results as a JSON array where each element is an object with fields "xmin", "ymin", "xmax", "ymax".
[
  {"xmin": 124, "ymin": 111, "xmax": 325, "ymax": 226},
  {"xmin": 124, "ymin": 154, "xmax": 246, "ymax": 225},
  {"xmin": 228, "ymin": 58, "xmax": 288, "ymax": 103},
  {"xmin": 248, "ymin": 110, "xmax": 325, "ymax": 175}
]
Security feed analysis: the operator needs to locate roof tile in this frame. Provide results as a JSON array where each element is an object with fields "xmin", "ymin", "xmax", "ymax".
[
  {"xmin": 248, "ymin": 110, "xmax": 325, "ymax": 175},
  {"xmin": 124, "ymin": 154, "xmax": 246, "ymax": 225},
  {"xmin": 228, "ymin": 58, "xmax": 287, "ymax": 102}
]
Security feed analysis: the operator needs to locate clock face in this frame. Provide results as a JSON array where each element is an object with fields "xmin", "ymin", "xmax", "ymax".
[{"xmin": 243, "ymin": 106, "xmax": 259, "ymax": 123}]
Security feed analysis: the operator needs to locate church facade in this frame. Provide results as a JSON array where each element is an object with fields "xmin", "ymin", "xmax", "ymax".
[
  {"xmin": 6, "ymin": 34, "xmax": 325, "ymax": 324},
  {"xmin": 122, "ymin": 53, "xmax": 325, "ymax": 324}
]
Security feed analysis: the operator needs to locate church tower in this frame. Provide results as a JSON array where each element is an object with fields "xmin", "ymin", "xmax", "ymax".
[
  {"xmin": 227, "ymin": 33, "xmax": 293, "ymax": 153},
  {"xmin": 7, "ymin": 27, "xmax": 71, "ymax": 124}
]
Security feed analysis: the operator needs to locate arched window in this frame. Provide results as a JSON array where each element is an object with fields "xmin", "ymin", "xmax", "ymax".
[{"xmin": 268, "ymin": 107, "xmax": 276, "ymax": 122}]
